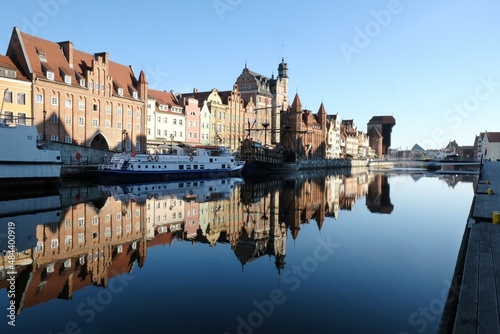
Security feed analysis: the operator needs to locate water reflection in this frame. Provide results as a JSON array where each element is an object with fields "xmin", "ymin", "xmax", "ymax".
[{"xmin": 0, "ymin": 171, "xmax": 476, "ymax": 317}]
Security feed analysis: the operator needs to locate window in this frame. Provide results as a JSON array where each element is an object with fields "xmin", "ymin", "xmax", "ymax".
[
  {"xmin": 51, "ymin": 239, "xmax": 59, "ymax": 248},
  {"xmin": 118, "ymin": 88, "xmax": 124, "ymax": 96},
  {"xmin": 105, "ymin": 106, "xmax": 111, "ymax": 114},
  {"xmin": 105, "ymin": 121, "xmax": 111, "ymax": 128},
  {"xmin": 65, "ymin": 99, "xmax": 72, "ymax": 108},
  {"xmin": 92, "ymin": 104, "xmax": 98, "ymax": 112},
  {"xmin": 173, "ymin": 119, "xmax": 177, "ymax": 125},
  {"xmin": 17, "ymin": 92, "xmax": 26, "ymax": 105},
  {"xmin": 163, "ymin": 130, "xmax": 168, "ymax": 136},
  {"xmin": 78, "ymin": 101, "xmax": 85, "ymax": 110},
  {"xmin": 92, "ymin": 119, "xmax": 98, "ymax": 127},
  {"xmin": 117, "ymin": 121, "xmax": 122, "ymax": 129},
  {"xmin": 65, "ymin": 136, "xmax": 72, "ymax": 143},
  {"xmin": 50, "ymin": 114, "xmax": 58, "ymax": 124},
  {"xmin": 51, "ymin": 96, "xmax": 58, "ymax": 106},
  {"xmin": 64, "ymin": 75, "xmax": 71, "ymax": 84},
  {"xmin": 65, "ymin": 235, "xmax": 72, "ymax": 245},
  {"xmin": 157, "ymin": 116, "xmax": 161, "ymax": 123},
  {"xmin": 78, "ymin": 117, "xmax": 85, "ymax": 126},
  {"xmin": 127, "ymin": 109, "xmax": 132, "ymax": 117},
  {"xmin": 92, "ymin": 216, "xmax": 99, "ymax": 225},
  {"xmin": 117, "ymin": 107, "xmax": 122, "ymax": 115},
  {"xmin": 101, "ymin": 83, "xmax": 104, "ymax": 91},
  {"xmin": 126, "ymin": 141, "xmax": 131, "ymax": 150},
  {"xmin": 36, "ymin": 93, "xmax": 43, "ymax": 103},
  {"xmin": 46, "ymin": 71, "xmax": 54, "ymax": 80},
  {"xmin": 164, "ymin": 118, "xmax": 168, "ymax": 123},
  {"xmin": 78, "ymin": 233, "xmax": 84, "ymax": 243},
  {"xmin": 18, "ymin": 113, "xmax": 26, "ymax": 125},
  {"xmin": 179, "ymin": 119, "xmax": 183, "ymax": 126},
  {"xmin": 78, "ymin": 217, "xmax": 84, "ymax": 227},
  {"xmin": 127, "ymin": 123, "xmax": 131, "ymax": 131},
  {"xmin": 136, "ymin": 111, "xmax": 141, "ymax": 118},
  {"xmin": 132, "ymin": 92, "xmax": 138, "ymax": 99},
  {"xmin": 65, "ymin": 116, "xmax": 72, "ymax": 124},
  {"xmin": 157, "ymin": 129, "xmax": 161, "ymax": 136},
  {"xmin": 80, "ymin": 79, "xmax": 86, "ymax": 87},
  {"xmin": 50, "ymin": 135, "xmax": 59, "ymax": 141},
  {"xmin": 104, "ymin": 227, "xmax": 111, "ymax": 237},
  {"xmin": 136, "ymin": 124, "xmax": 140, "ymax": 132}
]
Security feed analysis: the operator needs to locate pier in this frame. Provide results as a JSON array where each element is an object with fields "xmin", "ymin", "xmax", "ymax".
[{"xmin": 442, "ymin": 161, "xmax": 500, "ymax": 333}]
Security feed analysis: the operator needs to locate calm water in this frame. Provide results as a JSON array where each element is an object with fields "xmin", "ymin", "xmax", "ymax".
[{"xmin": 0, "ymin": 170, "xmax": 476, "ymax": 334}]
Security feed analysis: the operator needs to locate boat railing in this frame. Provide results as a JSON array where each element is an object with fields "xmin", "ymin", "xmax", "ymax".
[{"xmin": 0, "ymin": 113, "xmax": 34, "ymax": 127}]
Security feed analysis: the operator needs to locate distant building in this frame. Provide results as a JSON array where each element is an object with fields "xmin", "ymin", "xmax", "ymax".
[
  {"xmin": 367, "ymin": 116, "xmax": 396, "ymax": 158},
  {"xmin": 481, "ymin": 131, "xmax": 500, "ymax": 161}
]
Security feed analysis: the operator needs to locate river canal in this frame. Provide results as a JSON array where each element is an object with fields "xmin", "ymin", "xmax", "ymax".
[{"xmin": 0, "ymin": 169, "xmax": 477, "ymax": 334}]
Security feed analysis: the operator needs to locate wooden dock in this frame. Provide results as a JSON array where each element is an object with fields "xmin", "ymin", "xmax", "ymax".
[{"xmin": 448, "ymin": 161, "xmax": 500, "ymax": 333}]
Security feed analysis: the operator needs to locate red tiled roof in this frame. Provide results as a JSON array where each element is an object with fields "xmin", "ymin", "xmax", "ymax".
[
  {"xmin": 18, "ymin": 30, "xmax": 140, "ymax": 99},
  {"xmin": 487, "ymin": 132, "xmax": 500, "ymax": 142},
  {"xmin": 0, "ymin": 54, "xmax": 29, "ymax": 81},
  {"xmin": 149, "ymin": 88, "xmax": 181, "ymax": 110}
]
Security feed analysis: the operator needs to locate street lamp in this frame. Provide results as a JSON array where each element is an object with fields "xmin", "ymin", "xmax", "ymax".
[
  {"xmin": 122, "ymin": 130, "xmax": 127, "ymax": 151},
  {"xmin": 43, "ymin": 110, "xmax": 47, "ymax": 141}
]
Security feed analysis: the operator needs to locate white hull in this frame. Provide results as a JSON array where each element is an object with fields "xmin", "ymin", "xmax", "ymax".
[{"xmin": 0, "ymin": 123, "xmax": 62, "ymax": 184}]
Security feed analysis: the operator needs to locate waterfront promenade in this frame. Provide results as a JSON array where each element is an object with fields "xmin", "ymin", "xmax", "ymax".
[{"xmin": 447, "ymin": 161, "xmax": 500, "ymax": 333}]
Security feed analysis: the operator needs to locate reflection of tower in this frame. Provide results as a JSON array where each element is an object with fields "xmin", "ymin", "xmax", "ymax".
[{"xmin": 366, "ymin": 174, "xmax": 394, "ymax": 214}]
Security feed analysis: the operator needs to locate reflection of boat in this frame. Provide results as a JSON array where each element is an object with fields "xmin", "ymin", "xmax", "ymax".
[
  {"xmin": 240, "ymin": 139, "xmax": 300, "ymax": 176},
  {"xmin": 95, "ymin": 144, "xmax": 245, "ymax": 183},
  {"xmin": 427, "ymin": 162, "xmax": 443, "ymax": 171},
  {"xmin": 101, "ymin": 177, "xmax": 244, "ymax": 203},
  {"xmin": 0, "ymin": 188, "xmax": 62, "ymax": 264},
  {"xmin": 0, "ymin": 117, "xmax": 62, "ymax": 187}
]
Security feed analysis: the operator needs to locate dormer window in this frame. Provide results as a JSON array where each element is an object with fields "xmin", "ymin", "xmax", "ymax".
[
  {"xmin": 64, "ymin": 75, "xmax": 71, "ymax": 84},
  {"xmin": 80, "ymin": 79, "xmax": 86, "ymax": 87},
  {"xmin": 132, "ymin": 91, "xmax": 138, "ymax": 99},
  {"xmin": 46, "ymin": 71, "xmax": 54, "ymax": 80},
  {"xmin": 118, "ymin": 88, "xmax": 123, "ymax": 96},
  {"xmin": 38, "ymin": 52, "xmax": 47, "ymax": 62}
]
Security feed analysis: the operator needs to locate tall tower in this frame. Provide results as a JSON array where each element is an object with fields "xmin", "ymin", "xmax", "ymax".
[{"xmin": 271, "ymin": 56, "xmax": 289, "ymax": 144}]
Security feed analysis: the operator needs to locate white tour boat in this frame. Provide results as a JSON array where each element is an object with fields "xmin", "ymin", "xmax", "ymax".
[
  {"xmin": 0, "ymin": 116, "xmax": 62, "ymax": 187},
  {"xmin": 101, "ymin": 177, "xmax": 244, "ymax": 204},
  {"xmin": 96, "ymin": 144, "xmax": 245, "ymax": 183}
]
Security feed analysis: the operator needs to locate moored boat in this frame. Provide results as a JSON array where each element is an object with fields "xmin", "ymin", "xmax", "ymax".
[
  {"xmin": 95, "ymin": 144, "xmax": 245, "ymax": 184},
  {"xmin": 0, "ymin": 115, "xmax": 62, "ymax": 187},
  {"xmin": 240, "ymin": 139, "xmax": 300, "ymax": 176}
]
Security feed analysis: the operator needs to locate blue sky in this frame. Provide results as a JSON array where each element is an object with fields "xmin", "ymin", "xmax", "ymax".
[{"xmin": 2, "ymin": 0, "xmax": 499, "ymax": 149}]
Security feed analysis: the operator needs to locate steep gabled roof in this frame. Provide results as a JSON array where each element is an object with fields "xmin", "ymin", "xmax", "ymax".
[
  {"xmin": 0, "ymin": 54, "xmax": 29, "ymax": 81},
  {"xmin": 487, "ymin": 132, "xmax": 500, "ymax": 142},
  {"xmin": 15, "ymin": 29, "xmax": 140, "ymax": 99}
]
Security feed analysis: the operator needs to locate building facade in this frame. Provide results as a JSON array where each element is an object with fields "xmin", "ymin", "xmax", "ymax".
[{"xmin": 7, "ymin": 27, "xmax": 147, "ymax": 152}]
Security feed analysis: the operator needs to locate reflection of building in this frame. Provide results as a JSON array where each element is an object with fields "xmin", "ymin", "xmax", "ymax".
[
  {"xmin": 366, "ymin": 174, "xmax": 394, "ymax": 214},
  {"xmin": 0, "ymin": 172, "xmax": 404, "ymax": 315}
]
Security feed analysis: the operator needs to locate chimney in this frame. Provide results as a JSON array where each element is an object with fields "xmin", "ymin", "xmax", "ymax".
[
  {"xmin": 58, "ymin": 41, "xmax": 74, "ymax": 68},
  {"xmin": 193, "ymin": 88, "xmax": 198, "ymax": 93}
]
